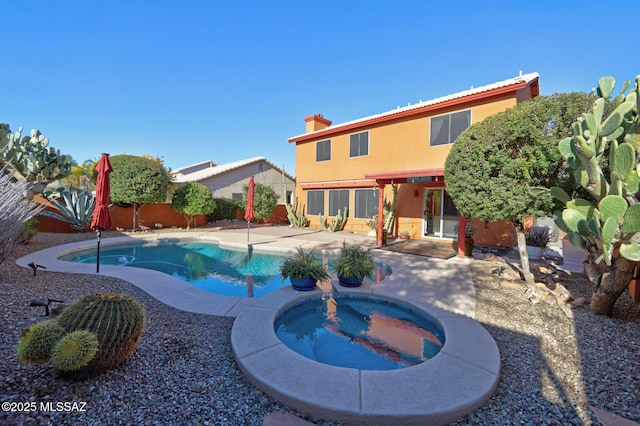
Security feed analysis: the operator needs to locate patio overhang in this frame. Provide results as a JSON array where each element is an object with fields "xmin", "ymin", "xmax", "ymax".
[{"xmin": 364, "ymin": 168, "xmax": 445, "ymax": 186}]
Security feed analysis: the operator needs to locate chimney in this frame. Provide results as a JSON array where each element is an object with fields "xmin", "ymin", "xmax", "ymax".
[{"xmin": 304, "ymin": 114, "xmax": 332, "ymax": 133}]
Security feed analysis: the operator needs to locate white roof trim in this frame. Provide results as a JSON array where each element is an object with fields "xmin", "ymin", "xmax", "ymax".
[{"xmin": 291, "ymin": 72, "xmax": 539, "ymax": 139}]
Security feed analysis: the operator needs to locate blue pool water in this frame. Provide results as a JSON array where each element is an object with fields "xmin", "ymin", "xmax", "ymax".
[
  {"xmin": 275, "ymin": 295, "xmax": 444, "ymax": 370},
  {"xmin": 60, "ymin": 240, "xmax": 391, "ymax": 298}
]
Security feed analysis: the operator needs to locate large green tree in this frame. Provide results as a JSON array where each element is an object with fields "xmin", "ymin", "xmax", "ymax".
[
  {"xmin": 445, "ymin": 93, "xmax": 593, "ymax": 283},
  {"xmin": 171, "ymin": 182, "xmax": 216, "ymax": 229},
  {"xmin": 242, "ymin": 182, "xmax": 278, "ymax": 221},
  {"xmin": 110, "ymin": 154, "xmax": 172, "ymax": 230}
]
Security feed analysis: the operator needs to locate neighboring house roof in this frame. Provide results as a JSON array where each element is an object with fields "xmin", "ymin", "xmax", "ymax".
[
  {"xmin": 288, "ymin": 72, "xmax": 539, "ymax": 143},
  {"xmin": 172, "ymin": 156, "xmax": 295, "ymax": 184},
  {"xmin": 172, "ymin": 160, "xmax": 217, "ymax": 174}
]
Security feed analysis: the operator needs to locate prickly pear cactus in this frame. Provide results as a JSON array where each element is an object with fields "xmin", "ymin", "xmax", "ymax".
[
  {"xmin": 0, "ymin": 124, "xmax": 72, "ymax": 198},
  {"xmin": 553, "ymin": 74, "xmax": 640, "ymax": 315},
  {"xmin": 56, "ymin": 293, "xmax": 146, "ymax": 373},
  {"xmin": 16, "ymin": 320, "xmax": 65, "ymax": 365}
]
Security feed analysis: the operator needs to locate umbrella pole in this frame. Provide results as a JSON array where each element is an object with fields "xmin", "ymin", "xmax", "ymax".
[
  {"xmin": 96, "ymin": 231, "xmax": 101, "ymax": 273},
  {"xmin": 246, "ymin": 220, "xmax": 250, "ymax": 242}
]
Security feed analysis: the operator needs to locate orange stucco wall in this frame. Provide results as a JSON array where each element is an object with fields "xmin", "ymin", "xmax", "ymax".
[{"xmin": 291, "ymin": 92, "xmax": 525, "ymax": 246}]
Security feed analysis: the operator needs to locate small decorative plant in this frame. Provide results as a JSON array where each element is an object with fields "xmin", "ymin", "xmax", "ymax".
[
  {"xmin": 399, "ymin": 230, "xmax": 411, "ymax": 239},
  {"xmin": 525, "ymin": 226, "xmax": 551, "ymax": 248},
  {"xmin": 454, "ymin": 223, "xmax": 477, "ymax": 239},
  {"xmin": 333, "ymin": 243, "xmax": 376, "ymax": 287},
  {"xmin": 280, "ymin": 247, "xmax": 329, "ymax": 281}
]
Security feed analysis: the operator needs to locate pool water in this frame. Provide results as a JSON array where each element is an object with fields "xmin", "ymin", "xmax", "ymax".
[
  {"xmin": 60, "ymin": 240, "xmax": 391, "ymax": 298},
  {"xmin": 274, "ymin": 295, "xmax": 444, "ymax": 370}
]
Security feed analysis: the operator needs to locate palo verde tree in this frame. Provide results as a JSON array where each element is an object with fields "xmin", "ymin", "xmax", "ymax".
[
  {"xmin": 110, "ymin": 154, "xmax": 172, "ymax": 230},
  {"xmin": 242, "ymin": 182, "xmax": 278, "ymax": 221},
  {"xmin": 445, "ymin": 93, "xmax": 593, "ymax": 283},
  {"xmin": 552, "ymin": 75, "xmax": 640, "ymax": 316},
  {"xmin": 171, "ymin": 182, "xmax": 216, "ymax": 229}
]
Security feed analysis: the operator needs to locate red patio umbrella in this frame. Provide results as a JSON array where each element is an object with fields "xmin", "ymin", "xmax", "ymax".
[
  {"xmin": 244, "ymin": 176, "xmax": 255, "ymax": 242},
  {"xmin": 90, "ymin": 153, "xmax": 113, "ymax": 273}
]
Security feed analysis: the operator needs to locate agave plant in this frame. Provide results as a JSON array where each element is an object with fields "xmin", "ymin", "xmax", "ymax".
[{"xmin": 40, "ymin": 190, "xmax": 96, "ymax": 232}]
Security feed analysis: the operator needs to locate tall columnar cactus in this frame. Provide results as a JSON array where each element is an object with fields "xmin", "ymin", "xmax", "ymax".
[
  {"xmin": 319, "ymin": 208, "xmax": 348, "ymax": 232},
  {"xmin": 553, "ymin": 74, "xmax": 640, "ymax": 315},
  {"xmin": 285, "ymin": 195, "xmax": 309, "ymax": 228},
  {"xmin": 0, "ymin": 124, "xmax": 72, "ymax": 198},
  {"xmin": 16, "ymin": 293, "xmax": 146, "ymax": 377}
]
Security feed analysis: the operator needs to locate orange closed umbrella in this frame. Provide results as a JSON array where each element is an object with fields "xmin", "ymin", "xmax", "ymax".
[{"xmin": 90, "ymin": 153, "xmax": 113, "ymax": 273}]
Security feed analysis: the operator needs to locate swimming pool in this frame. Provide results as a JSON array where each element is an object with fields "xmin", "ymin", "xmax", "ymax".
[{"xmin": 60, "ymin": 240, "xmax": 391, "ymax": 298}]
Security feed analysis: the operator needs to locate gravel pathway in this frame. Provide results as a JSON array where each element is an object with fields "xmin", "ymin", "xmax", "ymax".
[{"xmin": 1, "ymin": 231, "xmax": 638, "ymax": 425}]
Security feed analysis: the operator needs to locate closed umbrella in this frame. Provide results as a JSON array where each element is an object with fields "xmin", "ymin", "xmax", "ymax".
[
  {"xmin": 244, "ymin": 176, "xmax": 255, "ymax": 242},
  {"xmin": 90, "ymin": 153, "xmax": 113, "ymax": 273}
]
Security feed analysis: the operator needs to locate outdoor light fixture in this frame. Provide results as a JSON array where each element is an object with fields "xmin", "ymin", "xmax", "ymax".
[
  {"xmin": 29, "ymin": 298, "xmax": 64, "ymax": 316},
  {"xmin": 27, "ymin": 262, "xmax": 47, "ymax": 276}
]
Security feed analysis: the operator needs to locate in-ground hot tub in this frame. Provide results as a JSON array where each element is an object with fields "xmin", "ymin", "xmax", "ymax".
[
  {"xmin": 274, "ymin": 294, "xmax": 445, "ymax": 370},
  {"xmin": 231, "ymin": 285, "xmax": 501, "ymax": 425}
]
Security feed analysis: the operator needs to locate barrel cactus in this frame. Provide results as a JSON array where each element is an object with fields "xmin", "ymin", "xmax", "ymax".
[
  {"xmin": 15, "ymin": 293, "xmax": 146, "ymax": 377},
  {"xmin": 16, "ymin": 320, "xmax": 65, "ymax": 365},
  {"xmin": 56, "ymin": 293, "xmax": 146, "ymax": 373},
  {"xmin": 50, "ymin": 330, "xmax": 100, "ymax": 371}
]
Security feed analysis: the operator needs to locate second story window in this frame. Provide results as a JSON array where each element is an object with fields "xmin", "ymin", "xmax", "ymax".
[
  {"xmin": 349, "ymin": 131, "xmax": 369, "ymax": 157},
  {"xmin": 430, "ymin": 110, "xmax": 471, "ymax": 146},
  {"xmin": 316, "ymin": 139, "xmax": 331, "ymax": 162}
]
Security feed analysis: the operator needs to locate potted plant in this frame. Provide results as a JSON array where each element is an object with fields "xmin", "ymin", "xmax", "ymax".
[
  {"xmin": 399, "ymin": 230, "xmax": 411, "ymax": 240},
  {"xmin": 525, "ymin": 226, "xmax": 550, "ymax": 260},
  {"xmin": 332, "ymin": 243, "xmax": 376, "ymax": 287},
  {"xmin": 280, "ymin": 247, "xmax": 329, "ymax": 291},
  {"xmin": 455, "ymin": 223, "xmax": 477, "ymax": 257}
]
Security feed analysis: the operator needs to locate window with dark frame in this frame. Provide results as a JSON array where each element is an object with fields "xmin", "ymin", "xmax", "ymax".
[
  {"xmin": 349, "ymin": 131, "xmax": 369, "ymax": 157},
  {"xmin": 430, "ymin": 110, "xmax": 471, "ymax": 146},
  {"xmin": 316, "ymin": 139, "xmax": 331, "ymax": 162},
  {"xmin": 354, "ymin": 188, "xmax": 378, "ymax": 219},
  {"xmin": 328, "ymin": 189, "xmax": 349, "ymax": 216},
  {"xmin": 307, "ymin": 190, "xmax": 325, "ymax": 215}
]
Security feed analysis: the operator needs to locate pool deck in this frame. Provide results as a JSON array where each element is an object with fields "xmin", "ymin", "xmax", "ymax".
[{"xmin": 17, "ymin": 227, "xmax": 499, "ymax": 425}]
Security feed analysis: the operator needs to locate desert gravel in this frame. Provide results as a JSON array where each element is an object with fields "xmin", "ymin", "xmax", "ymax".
[{"xmin": 1, "ymin": 230, "xmax": 638, "ymax": 425}]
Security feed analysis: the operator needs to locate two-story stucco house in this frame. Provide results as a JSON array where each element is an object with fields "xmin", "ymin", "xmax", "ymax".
[{"xmin": 288, "ymin": 72, "xmax": 540, "ymax": 247}]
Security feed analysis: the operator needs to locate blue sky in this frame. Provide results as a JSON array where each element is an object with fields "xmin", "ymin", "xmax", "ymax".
[{"xmin": 2, "ymin": 1, "xmax": 637, "ymax": 176}]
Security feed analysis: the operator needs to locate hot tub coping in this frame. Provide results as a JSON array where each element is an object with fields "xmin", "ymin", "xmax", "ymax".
[{"xmin": 231, "ymin": 283, "xmax": 500, "ymax": 426}]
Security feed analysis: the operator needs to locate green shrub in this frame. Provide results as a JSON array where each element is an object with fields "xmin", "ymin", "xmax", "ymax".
[{"xmin": 210, "ymin": 198, "xmax": 239, "ymax": 221}]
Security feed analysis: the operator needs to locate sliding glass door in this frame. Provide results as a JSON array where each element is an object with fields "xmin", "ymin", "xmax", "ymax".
[{"xmin": 423, "ymin": 188, "xmax": 458, "ymax": 239}]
